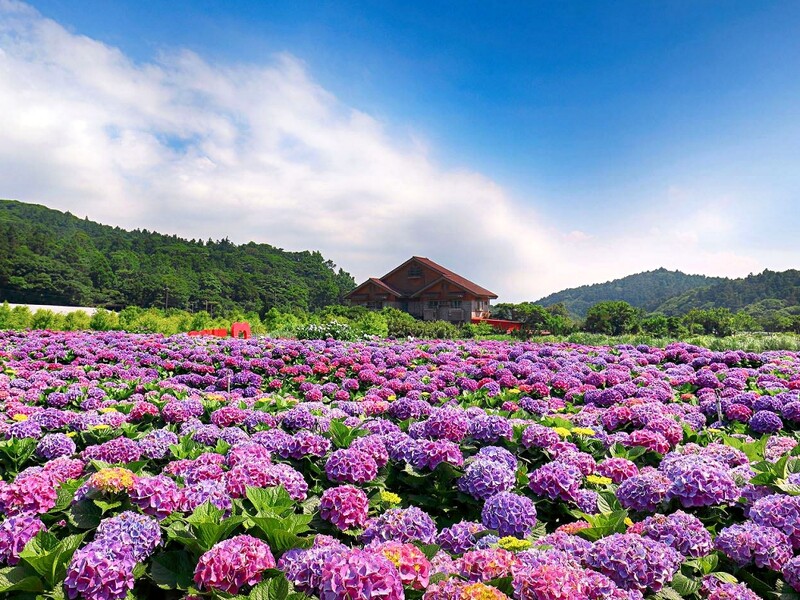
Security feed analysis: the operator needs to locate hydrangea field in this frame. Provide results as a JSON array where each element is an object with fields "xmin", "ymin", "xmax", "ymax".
[{"xmin": 3, "ymin": 331, "xmax": 800, "ymax": 600}]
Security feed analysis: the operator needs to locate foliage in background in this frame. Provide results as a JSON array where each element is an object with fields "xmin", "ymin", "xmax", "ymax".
[
  {"xmin": 535, "ymin": 267, "xmax": 727, "ymax": 317},
  {"xmin": 0, "ymin": 199, "xmax": 355, "ymax": 314}
]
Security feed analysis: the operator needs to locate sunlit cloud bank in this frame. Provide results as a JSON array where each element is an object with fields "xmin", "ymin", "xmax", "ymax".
[{"xmin": 0, "ymin": 1, "xmax": 780, "ymax": 300}]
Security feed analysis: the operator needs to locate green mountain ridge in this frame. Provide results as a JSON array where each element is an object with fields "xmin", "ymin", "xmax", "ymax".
[
  {"xmin": 536, "ymin": 268, "xmax": 727, "ymax": 317},
  {"xmin": 0, "ymin": 199, "xmax": 355, "ymax": 315},
  {"xmin": 656, "ymin": 268, "xmax": 800, "ymax": 317}
]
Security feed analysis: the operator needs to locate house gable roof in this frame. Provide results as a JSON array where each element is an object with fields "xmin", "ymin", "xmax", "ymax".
[
  {"xmin": 345, "ymin": 277, "xmax": 403, "ymax": 299},
  {"xmin": 409, "ymin": 256, "xmax": 498, "ymax": 299},
  {"xmin": 350, "ymin": 256, "xmax": 498, "ymax": 300}
]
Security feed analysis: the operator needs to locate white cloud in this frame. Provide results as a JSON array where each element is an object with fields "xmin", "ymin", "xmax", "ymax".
[{"xmin": 0, "ymin": 2, "xmax": 777, "ymax": 301}]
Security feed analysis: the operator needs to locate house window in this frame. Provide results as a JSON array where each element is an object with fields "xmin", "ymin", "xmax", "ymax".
[
  {"xmin": 408, "ymin": 264, "xmax": 423, "ymax": 278},
  {"xmin": 367, "ymin": 301, "xmax": 383, "ymax": 309},
  {"xmin": 427, "ymin": 301, "xmax": 440, "ymax": 309},
  {"xmin": 451, "ymin": 300, "xmax": 462, "ymax": 308}
]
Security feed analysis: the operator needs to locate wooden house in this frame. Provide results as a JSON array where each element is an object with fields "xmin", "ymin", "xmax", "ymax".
[{"xmin": 346, "ymin": 257, "xmax": 498, "ymax": 324}]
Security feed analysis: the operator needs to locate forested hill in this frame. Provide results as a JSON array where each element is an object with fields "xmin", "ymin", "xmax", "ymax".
[
  {"xmin": 536, "ymin": 268, "xmax": 727, "ymax": 317},
  {"xmin": 0, "ymin": 199, "xmax": 355, "ymax": 314},
  {"xmin": 657, "ymin": 269, "xmax": 800, "ymax": 315}
]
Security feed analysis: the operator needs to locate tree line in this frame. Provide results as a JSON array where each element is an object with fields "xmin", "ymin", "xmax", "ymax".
[
  {"xmin": 0, "ymin": 200, "xmax": 355, "ymax": 315},
  {"xmin": 492, "ymin": 300, "xmax": 800, "ymax": 337}
]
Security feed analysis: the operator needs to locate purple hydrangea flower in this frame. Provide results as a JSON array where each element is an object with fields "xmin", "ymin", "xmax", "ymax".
[
  {"xmin": 749, "ymin": 493, "xmax": 800, "ymax": 549},
  {"xmin": 95, "ymin": 511, "xmax": 161, "ymax": 561},
  {"xmin": 528, "ymin": 461, "xmax": 583, "ymax": 502},
  {"xmin": 36, "ymin": 433, "xmax": 77, "ymax": 459},
  {"xmin": 458, "ymin": 460, "xmax": 516, "ymax": 500},
  {"xmin": 362, "ymin": 507, "xmax": 437, "ymax": 545},
  {"xmin": 586, "ymin": 534, "xmax": 681, "ymax": 592},
  {"xmin": 640, "ymin": 511, "xmax": 712, "ymax": 558},
  {"xmin": 436, "ymin": 521, "xmax": 484, "ymax": 555},
  {"xmin": 65, "ymin": 541, "xmax": 136, "ymax": 600},
  {"xmin": 715, "ymin": 522, "xmax": 792, "ymax": 570},
  {"xmin": 481, "ymin": 491, "xmax": 537, "ymax": 538},
  {"xmin": 749, "ymin": 410, "xmax": 783, "ymax": 433}
]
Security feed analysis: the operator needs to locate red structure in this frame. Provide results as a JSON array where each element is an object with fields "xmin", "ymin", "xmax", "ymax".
[
  {"xmin": 470, "ymin": 317, "xmax": 523, "ymax": 333},
  {"xmin": 187, "ymin": 322, "xmax": 251, "ymax": 338},
  {"xmin": 346, "ymin": 256, "xmax": 498, "ymax": 324},
  {"xmin": 231, "ymin": 322, "xmax": 251, "ymax": 339}
]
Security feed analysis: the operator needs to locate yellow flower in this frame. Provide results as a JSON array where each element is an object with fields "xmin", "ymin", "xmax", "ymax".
[
  {"xmin": 508, "ymin": 388, "xmax": 521, "ymax": 395},
  {"xmin": 497, "ymin": 536, "xmax": 532, "ymax": 551},
  {"xmin": 89, "ymin": 467, "xmax": 137, "ymax": 493},
  {"xmin": 98, "ymin": 407, "xmax": 118, "ymax": 414},
  {"xmin": 624, "ymin": 517, "xmax": 635, "ymax": 527},
  {"xmin": 572, "ymin": 427, "xmax": 596, "ymax": 436},
  {"xmin": 11, "ymin": 413, "xmax": 28, "ymax": 421},
  {"xmin": 380, "ymin": 491, "xmax": 401, "ymax": 505},
  {"xmin": 707, "ymin": 428, "xmax": 722, "ymax": 434},
  {"xmin": 586, "ymin": 475, "xmax": 613, "ymax": 486},
  {"xmin": 89, "ymin": 424, "xmax": 111, "ymax": 430},
  {"xmin": 460, "ymin": 582, "xmax": 509, "ymax": 600},
  {"xmin": 553, "ymin": 427, "xmax": 571, "ymax": 438},
  {"xmin": 387, "ymin": 395, "xmax": 396, "ymax": 401},
  {"xmin": 66, "ymin": 432, "xmax": 77, "ymax": 438}
]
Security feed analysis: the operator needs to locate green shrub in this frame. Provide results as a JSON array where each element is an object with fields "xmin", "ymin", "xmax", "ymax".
[{"xmin": 294, "ymin": 320, "xmax": 356, "ymax": 341}]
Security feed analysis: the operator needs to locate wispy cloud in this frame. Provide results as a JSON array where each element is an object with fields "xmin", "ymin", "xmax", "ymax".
[{"xmin": 0, "ymin": 1, "xmax": 778, "ymax": 300}]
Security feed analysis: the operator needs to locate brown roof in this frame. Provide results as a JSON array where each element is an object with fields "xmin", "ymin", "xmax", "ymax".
[
  {"xmin": 409, "ymin": 256, "xmax": 498, "ymax": 299},
  {"xmin": 350, "ymin": 256, "xmax": 498, "ymax": 300},
  {"xmin": 368, "ymin": 277, "xmax": 403, "ymax": 297},
  {"xmin": 345, "ymin": 277, "xmax": 403, "ymax": 299}
]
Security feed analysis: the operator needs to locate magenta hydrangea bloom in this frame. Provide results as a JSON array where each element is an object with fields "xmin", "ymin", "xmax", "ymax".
[
  {"xmin": 65, "ymin": 541, "xmax": 136, "ymax": 600},
  {"xmin": 193, "ymin": 534, "xmax": 276, "ymax": 594},
  {"xmin": 512, "ymin": 562, "xmax": 588, "ymax": 599},
  {"xmin": 371, "ymin": 540, "xmax": 431, "ymax": 589},
  {"xmin": 596, "ymin": 458, "xmax": 638, "ymax": 484},
  {"xmin": 0, "ymin": 471, "xmax": 58, "ymax": 516},
  {"xmin": 0, "ymin": 514, "xmax": 44, "ymax": 565},
  {"xmin": 82, "ymin": 436, "xmax": 142, "ymax": 464},
  {"xmin": 319, "ymin": 548, "xmax": 404, "ymax": 600},
  {"xmin": 324, "ymin": 448, "xmax": 378, "ymax": 484},
  {"xmin": 129, "ymin": 475, "xmax": 181, "ymax": 520},
  {"xmin": 320, "ymin": 485, "xmax": 369, "ymax": 530}
]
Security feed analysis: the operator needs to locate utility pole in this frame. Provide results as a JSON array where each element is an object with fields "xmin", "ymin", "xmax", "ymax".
[{"xmin": 164, "ymin": 286, "xmax": 169, "ymax": 311}]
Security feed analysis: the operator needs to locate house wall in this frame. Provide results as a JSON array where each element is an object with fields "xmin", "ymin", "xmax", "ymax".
[
  {"xmin": 347, "ymin": 281, "xmax": 397, "ymax": 309},
  {"xmin": 348, "ymin": 258, "xmax": 494, "ymax": 323}
]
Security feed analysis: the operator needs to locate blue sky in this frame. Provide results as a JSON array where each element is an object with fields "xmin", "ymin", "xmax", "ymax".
[{"xmin": 2, "ymin": 1, "xmax": 799, "ymax": 299}]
